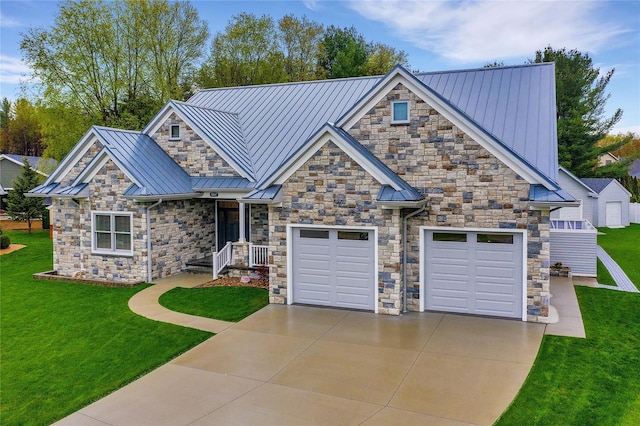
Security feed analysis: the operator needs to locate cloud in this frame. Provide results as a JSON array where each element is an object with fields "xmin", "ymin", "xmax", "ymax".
[
  {"xmin": 347, "ymin": 0, "xmax": 628, "ymax": 62},
  {"xmin": 0, "ymin": 55, "xmax": 33, "ymax": 84},
  {"xmin": 0, "ymin": 13, "xmax": 21, "ymax": 28},
  {"xmin": 303, "ymin": 0, "xmax": 319, "ymax": 11}
]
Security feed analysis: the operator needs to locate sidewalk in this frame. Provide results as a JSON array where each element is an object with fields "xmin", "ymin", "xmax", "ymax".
[
  {"xmin": 596, "ymin": 246, "xmax": 638, "ymax": 292},
  {"xmin": 128, "ymin": 273, "xmax": 234, "ymax": 333}
]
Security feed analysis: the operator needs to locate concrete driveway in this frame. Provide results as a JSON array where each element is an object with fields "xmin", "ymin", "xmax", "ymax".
[{"xmin": 57, "ymin": 305, "xmax": 544, "ymax": 426}]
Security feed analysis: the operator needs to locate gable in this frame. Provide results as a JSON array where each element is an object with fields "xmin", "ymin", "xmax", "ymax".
[
  {"xmin": 336, "ymin": 65, "xmax": 559, "ymax": 189},
  {"xmin": 145, "ymin": 102, "xmax": 252, "ymax": 179},
  {"xmin": 558, "ymin": 168, "xmax": 597, "ymax": 198}
]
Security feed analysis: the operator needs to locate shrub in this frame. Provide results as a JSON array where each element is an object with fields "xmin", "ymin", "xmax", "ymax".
[{"xmin": 0, "ymin": 235, "xmax": 10, "ymax": 249}]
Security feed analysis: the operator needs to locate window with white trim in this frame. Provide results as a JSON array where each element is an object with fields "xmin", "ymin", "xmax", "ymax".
[
  {"xmin": 92, "ymin": 212, "xmax": 133, "ymax": 255},
  {"xmin": 391, "ymin": 101, "xmax": 409, "ymax": 124},
  {"xmin": 170, "ymin": 124, "xmax": 180, "ymax": 140}
]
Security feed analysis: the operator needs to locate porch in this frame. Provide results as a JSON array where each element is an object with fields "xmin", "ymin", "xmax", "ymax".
[
  {"xmin": 550, "ymin": 219, "xmax": 597, "ymax": 277},
  {"xmin": 186, "ymin": 242, "xmax": 269, "ymax": 279}
]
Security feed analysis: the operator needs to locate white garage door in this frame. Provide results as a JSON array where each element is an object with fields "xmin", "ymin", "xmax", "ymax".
[
  {"xmin": 605, "ymin": 202, "xmax": 622, "ymax": 227},
  {"xmin": 292, "ymin": 228, "xmax": 375, "ymax": 310},
  {"xmin": 424, "ymin": 230, "xmax": 523, "ymax": 318}
]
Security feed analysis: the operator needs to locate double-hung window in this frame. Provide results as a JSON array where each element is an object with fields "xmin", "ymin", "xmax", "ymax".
[{"xmin": 92, "ymin": 212, "xmax": 133, "ymax": 255}]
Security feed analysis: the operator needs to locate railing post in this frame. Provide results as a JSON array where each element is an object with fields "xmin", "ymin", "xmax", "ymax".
[{"xmin": 212, "ymin": 249, "xmax": 218, "ymax": 280}]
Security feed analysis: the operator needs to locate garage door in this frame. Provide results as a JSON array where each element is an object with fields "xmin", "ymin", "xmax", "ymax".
[
  {"xmin": 605, "ymin": 202, "xmax": 622, "ymax": 227},
  {"xmin": 292, "ymin": 228, "xmax": 375, "ymax": 310},
  {"xmin": 424, "ymin": 230, "xmax": 523, "ymax": 318}
]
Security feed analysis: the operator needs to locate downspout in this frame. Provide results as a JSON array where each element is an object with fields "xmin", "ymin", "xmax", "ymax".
[
  {"xmin": 402, "ymin": 206, "xmax": 426, "ymax": 313},
  {"xmin": 146, "ymin": 199, "xmax": 163, "ymax": 282}
]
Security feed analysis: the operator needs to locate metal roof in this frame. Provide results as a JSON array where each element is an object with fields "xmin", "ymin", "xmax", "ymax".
[
  {"xmin": 92, "ymin": 127, "xmax": 194, "ymax": 196},
  {"xmin": 1, "ymin": 154, "xmax": 57, "ymax": 173},
  {"xmin": 188, "ymin": 76, "xmax": 381, "ymax": 182},
  {"xmin": 580, "ymin": 178, "xmax": 616, "ymax": 194},
  {"xmin": 243, "ymin": 185, "xmax": 282, "ymax": 201},
  {"xmin": 377, "ymin": 185, "xmax": 424, "ymax": 203},
  {"xmin": 191, "ymin": 176, "xmax": 254, "ymax": 191},
  {"xmin": 529, "ymin": 185, "xmax": 576, "ymax": 203},
  {"xmin": 188, "ymin": 63, "xmax": 559, "ymax": 185}
]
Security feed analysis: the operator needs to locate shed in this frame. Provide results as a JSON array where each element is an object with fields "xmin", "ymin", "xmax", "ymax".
[{"xmin": 581, "ymin": 178, "xmax": 631, "ymax": 227}]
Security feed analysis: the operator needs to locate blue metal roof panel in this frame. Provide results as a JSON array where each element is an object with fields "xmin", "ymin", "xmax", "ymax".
[
  {"xmin": 191, "ymin": 176, "xmax": 254, "ymax": 190},
  {"xmin": 244, "ymin": 185, "xmax": 282, "ymax": 200},
  {"xmin": 57, "ymin": 183, "xmax": 89, "ymax": 196},
  {"xmin": 29, "ymin": 182, "xmax": 60, "ymax": 195},
  {"xmin": 93, "ymin": 127, "xmax": 193, "ymax": 196},
  {"xmin": 529, "ymin": 185, "xmax": 576, "ymax": 202},
  {"xmin": 377, "ymin": 185, "xmax": 424, "ymax": 202}
]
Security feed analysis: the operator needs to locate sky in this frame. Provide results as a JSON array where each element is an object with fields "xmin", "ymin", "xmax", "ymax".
[{"xmin": 1, "ymin": 0, "xmax": 639, "ymax": 134}]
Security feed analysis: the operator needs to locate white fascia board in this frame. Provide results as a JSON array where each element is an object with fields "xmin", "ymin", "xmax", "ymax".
[
  {"xmin": 271, "ymin": 126, "xmax": 400, "ymax": 190},
  {"xmin": 338, "ymin": 70, "xmax": 553, "ymax": 190},
  {"xmin": 42, "ymin": 128, "xmax": 100, "ymax": 185},
  {"xmin": 143, "ymin": 101, "xmax": 253, "ymax": 181},
  {"xmin": 72, "ymin": 148, "xmax": 142, "ymax": 189}
]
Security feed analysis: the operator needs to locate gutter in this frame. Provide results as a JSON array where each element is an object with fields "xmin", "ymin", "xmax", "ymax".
[
  {"xmin": 402, "ymin": 205, "xmax": 426, "ymax": 313},
  {"xmin": 146, "ymin": 199, "xmax": 163, "ymax": 282}
]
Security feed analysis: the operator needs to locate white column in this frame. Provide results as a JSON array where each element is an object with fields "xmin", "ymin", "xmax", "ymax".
[{"xmin": 238, "ymin": 202, "xmax": 246, "ymax": 242}]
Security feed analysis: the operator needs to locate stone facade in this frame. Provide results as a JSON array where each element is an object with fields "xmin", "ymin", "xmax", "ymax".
[
  {"xmin": 269, "ymin": 141, "xmax": 403, "ymax": 314},
  {"xmin": 151, "ymin": 112, "xmax": 240, "ymax": 177},
  {"xmin": 149, "ymin": 199, "xmax": 216, "ymax": 279},
  {"xmin": 345, "ymin": 83, "xmax": 549, "ymax": 320},
  {"xmin": 53, "ymin": 159, "xmax": 147, "ymax": 284},
  {"xmin": 250, "ymin": 204, "xmax": 269, "ymax": 245}
]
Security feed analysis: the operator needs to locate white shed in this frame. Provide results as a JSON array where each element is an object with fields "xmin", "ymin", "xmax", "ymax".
[{"xmin": 581, "ymin": 178, "xmax": 631, "ymax": 227}]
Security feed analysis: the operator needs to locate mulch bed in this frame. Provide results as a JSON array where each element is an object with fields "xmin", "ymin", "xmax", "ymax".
[
  {"xmin": 0, "ymin": 244, "xmax": 26, "ymax": 256},
  {"xmin": 195, "ymin": 275, "xmax": 269, "ymax": 290}
]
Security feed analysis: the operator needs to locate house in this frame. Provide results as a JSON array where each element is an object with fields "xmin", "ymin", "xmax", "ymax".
[
  {"xmin": 598, "ymin": 152, "xmax": 619, "ymax": 167},
  {"xmin": 0, "ymin": 154, "xmax": 57, "ymax": 210},
  {"xmin": 29, "ymin": 63, "xmax": 578, "ymax": 323},
  {"xmin": 580, "ymin": 178, "xmax": 631, "ymax": 227},
  {"xmin": 630, "ymin": 159, "xmax": 640, "ymax": 179}
]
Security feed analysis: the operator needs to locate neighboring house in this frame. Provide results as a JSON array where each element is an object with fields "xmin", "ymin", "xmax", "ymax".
[
  {"xmin": 580, "ymin": 178, "xmax": 631, "ymax": 227},
  {"xmin": 0, "ymin": 154, "xmax": 57, "ymax": 211},
  {"xmin": 630, "ymin": 159, "xmax": 640, "ymax": 179},
  {"xmin": 29, "ymin": 63, "xmax": 578, "ymax": 323},
  {"xmin": 598, "ymin": 152, "xmax": 619, "ymax": 167}
]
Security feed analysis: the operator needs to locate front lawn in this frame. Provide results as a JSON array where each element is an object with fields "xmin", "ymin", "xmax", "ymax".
[
  {"xmin": 0, "ymin": 231, "xmax": 212, "ymax": 425},
  {"xmin": 159, "ymin": 286, "xmax": 269, "ymax": 322},
  {"xmin": 598, "ymin": 224, "xmax": 640, "ymax": 285},
  {"xmin": 496, "ymin": 287, "xmax": 640, "ymax": 425}
]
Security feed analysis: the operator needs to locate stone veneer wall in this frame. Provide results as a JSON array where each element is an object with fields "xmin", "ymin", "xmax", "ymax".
[
  {"xmin": 151, "ymin": 112, "xmax": 241, "ymax": 177},
  {"xmin": 347, "ymin": 83, "xmax": 550, "ymax": 321},
  {"xmin": 149, "ymin": 198, "xmax": 216, "ymax": 278},
  {"xmin": 269, "ymin": 141, "xmax": 403, "ymax": 314},
  {"xmin": 53, "ymin": 159, "xmax": 147, "ymax": 283},
  {"xmin": 250, "ymin": 204, "xmax": 269, "ymax": 245}
]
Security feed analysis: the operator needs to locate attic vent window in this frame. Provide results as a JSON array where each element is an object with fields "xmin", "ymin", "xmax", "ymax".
[
  {"xmin": 169, "ymin": 125, "xmax": 180, "ymax": 140},
  {"xmin": 391, "ymin": 101, "xmax": 409, "ymax": 124}
]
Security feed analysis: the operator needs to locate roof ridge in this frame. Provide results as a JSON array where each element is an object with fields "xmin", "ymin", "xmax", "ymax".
[
  {"xmin": 92, "ymin": 125, "xmax": 142, "ymax": 134},
  {"xmin": 171, "ymin": 100, "xmax": 240, "ymax": 116},
  {"xmin": 414, "ymin": 62, "xmax": 553, "ymax": 77}
]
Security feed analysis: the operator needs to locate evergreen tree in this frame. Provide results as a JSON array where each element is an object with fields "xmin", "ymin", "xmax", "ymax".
[
  {"xmin": 532, "ymin": 47, "xmax": 622, "ymax": 177},
  {"xmin": 6, "ymin": 159, "xmax": 46, "ymax": 234}
]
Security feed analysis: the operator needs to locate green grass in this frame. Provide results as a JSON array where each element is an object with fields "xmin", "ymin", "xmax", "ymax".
[
  {"xmin": 597, "ymin": 258, "xmax": 617, "ymax": 286},
  {"xmin": 496, "ymin": 287, "xmax": 640, "ymax": 426},
  {"xmin": 159, "ymin": 286, "xmax": 269, "ymax": 322},
  {"xmin": 598, "ymin": 224, "xmax": 640, "ymax": 286},
  {"xmin": 0, "ymin": 231, "xmax": 212, "ymax": 426}
]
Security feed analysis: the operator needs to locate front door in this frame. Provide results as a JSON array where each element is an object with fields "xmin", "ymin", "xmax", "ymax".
[{"xmin": 217, "ymin": 201, "xmax": 249, "ymax": 249}]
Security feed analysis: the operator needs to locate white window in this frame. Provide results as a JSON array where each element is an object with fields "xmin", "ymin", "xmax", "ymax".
[
  {"xmin": 170, "ymin": 124, "xmax": 180, "ymax": 140},
  {"xmin": 92, "ymin": 212, "xmax": 133, "ymax": 256},
  {"xmin": 391, "ymin": 101, "xmax": 409, "ymax": 124}
]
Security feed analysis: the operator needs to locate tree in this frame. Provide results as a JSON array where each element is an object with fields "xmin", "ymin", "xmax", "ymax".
[
  {"xmin": 362, "ymin": 42, "xmax": 408, "ymax": 75},
  {"xmin": 37, "ymin": 102, "xmax": 93, "ymax": 161},
  {"xmin": 199, "ymin": 13, "xmax": 285, "ymax": 88},
  {"xmin": 20, "ymin": 0, "xmax": 209, "ymax": 128},
  {"xmin": 0, "ymin": 98, "xmax": 44, "ymax": 156},
  {"xmin": 532, "ymin": 47, "xmax": 622, "ymax": 177},
  {"xmin": 6, "ymin": 158, "xmax": 46, "ymax": 234},
  {"xmin": 278, "ymin": 15, "xmax": 324, "ymax": 82},
  {"xmin": 317, "ymin": 26, "xmax": 368, "ymax": 78},
  {"xmin": 0, "ymin": 98, "xmax": 11, "ymax": 130}
]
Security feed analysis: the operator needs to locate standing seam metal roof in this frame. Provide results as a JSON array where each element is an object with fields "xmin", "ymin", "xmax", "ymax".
[{"xmin": 188, "ymin": 63, "xmax": 559, "ymax": 186}]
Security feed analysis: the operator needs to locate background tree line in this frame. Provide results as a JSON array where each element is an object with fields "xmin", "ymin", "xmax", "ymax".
[{"xmin": 2, "ymin": 0, "xmax": 636, "ymax": 192}]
